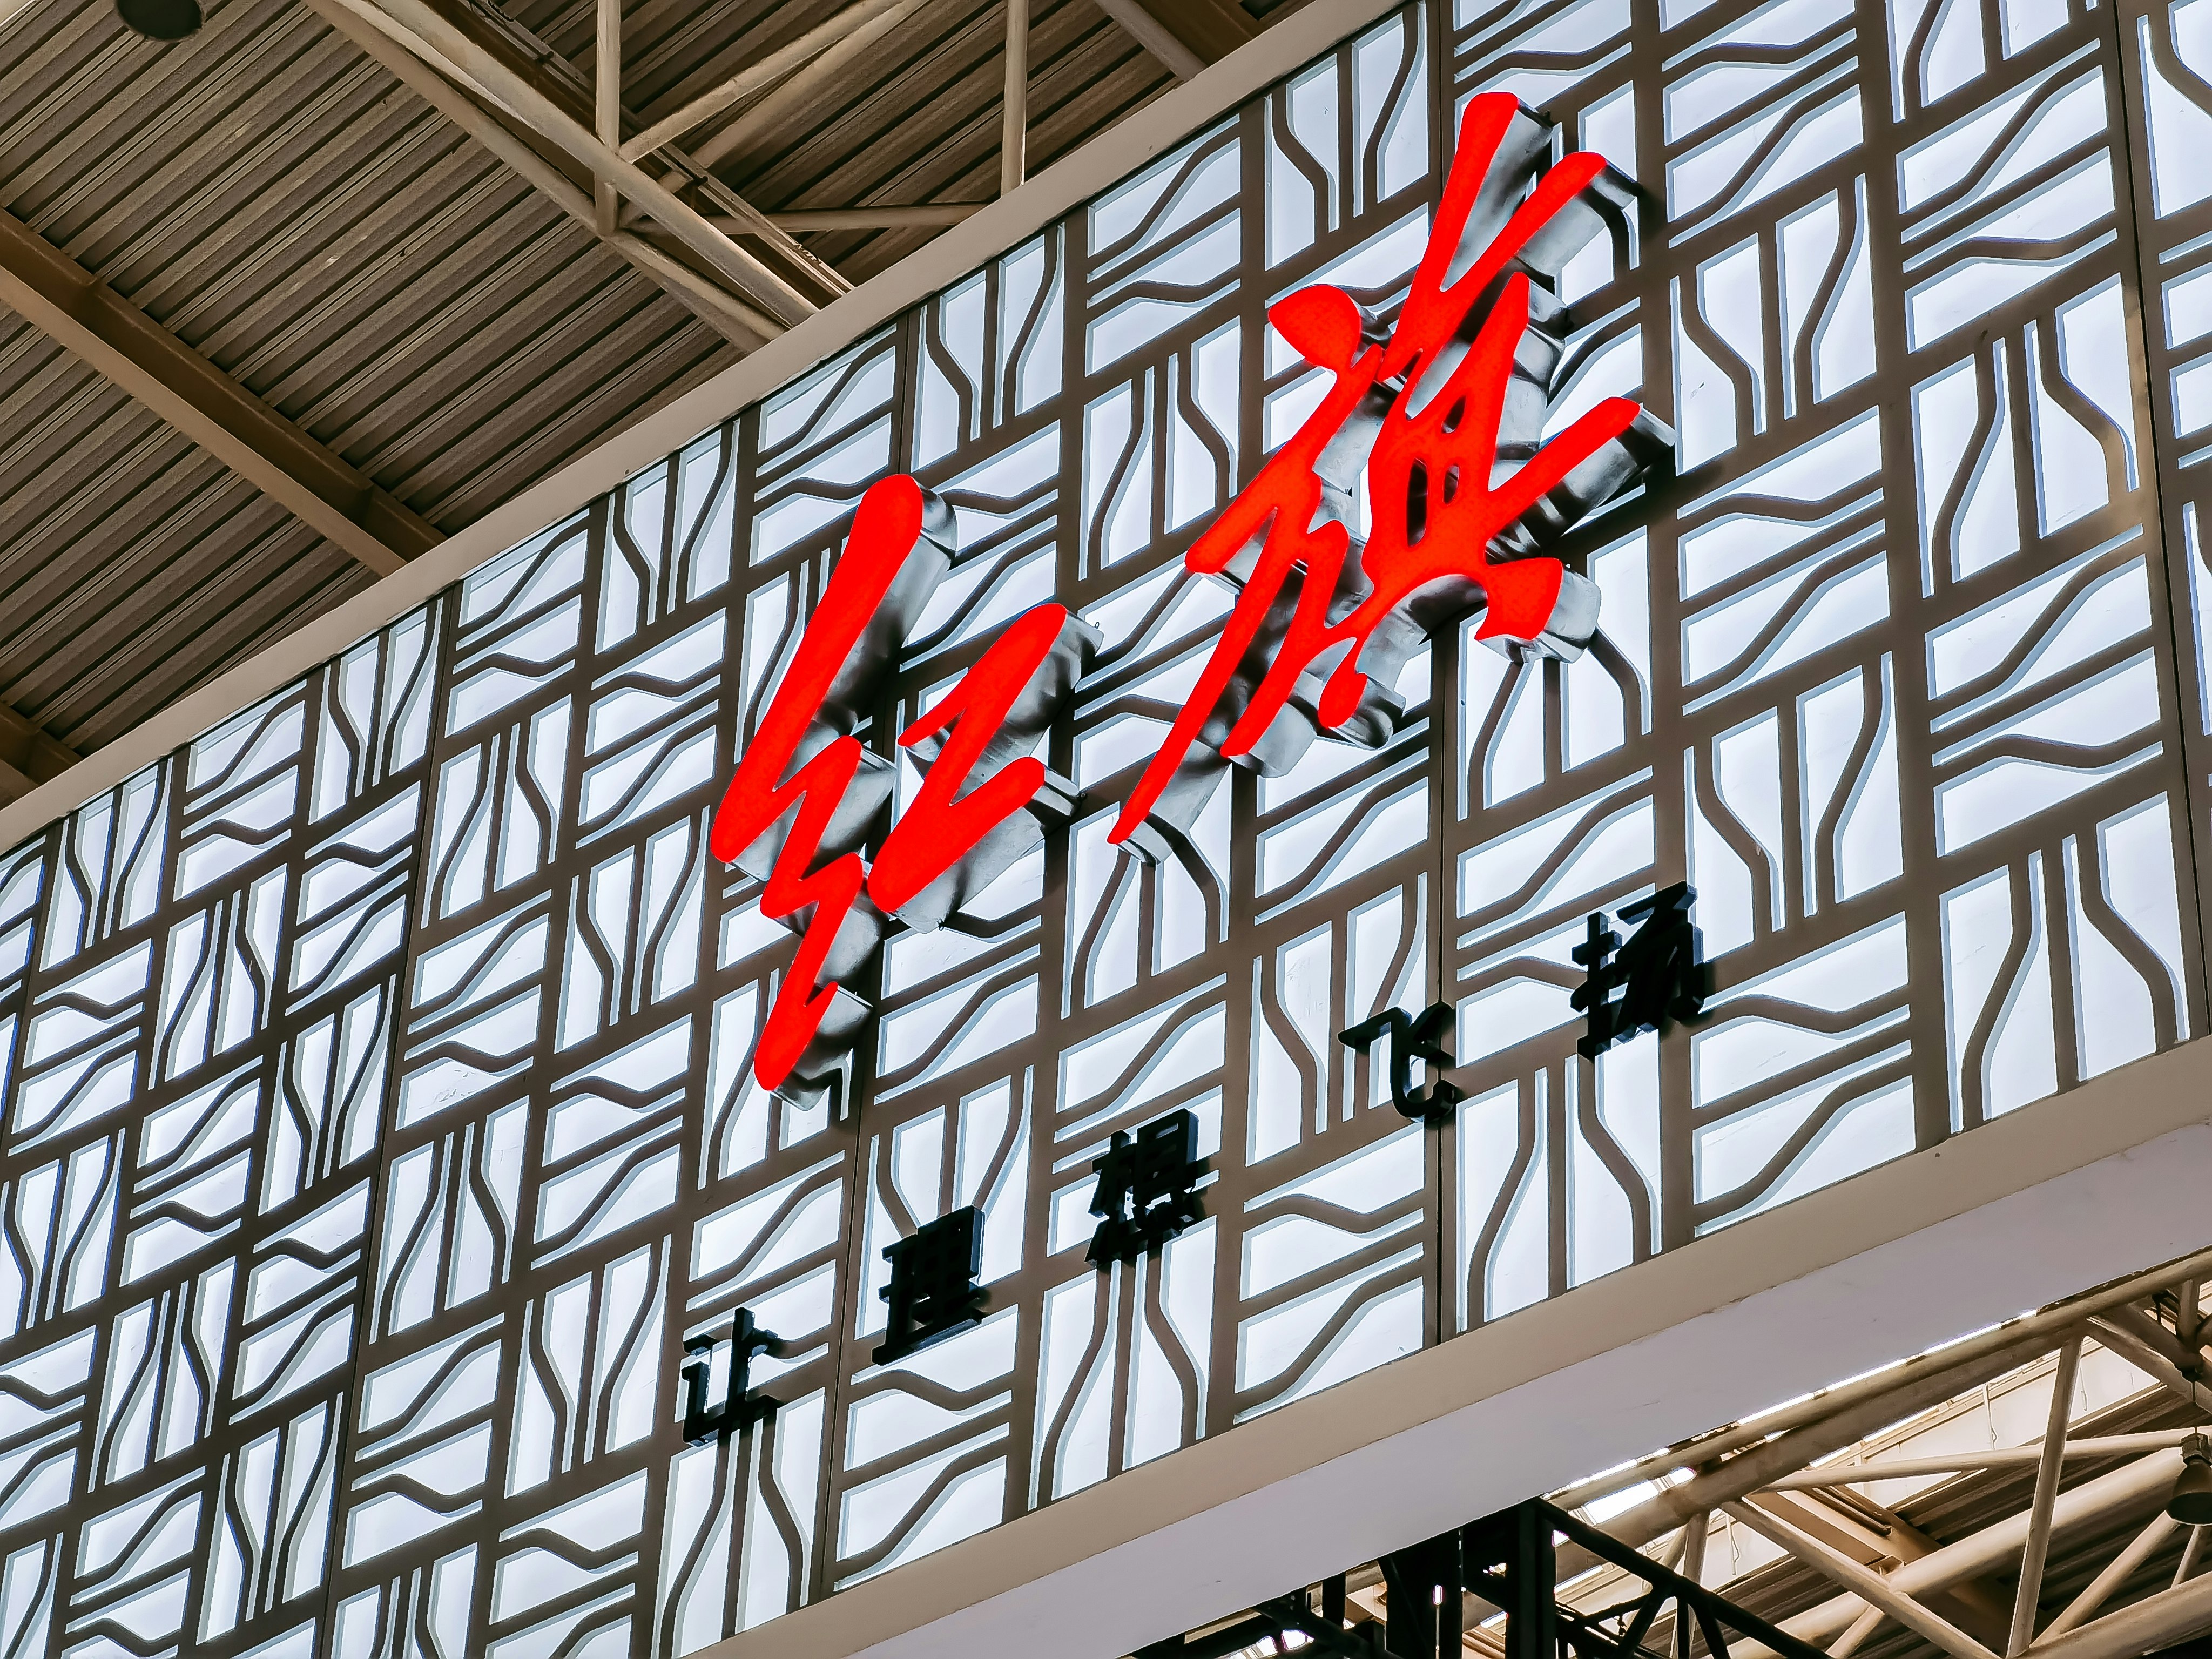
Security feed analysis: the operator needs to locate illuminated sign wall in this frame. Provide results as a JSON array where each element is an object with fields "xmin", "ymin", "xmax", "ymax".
[{"xmin": 1, "ymin": 0, "xmax": 2209, "ymax": 1654}]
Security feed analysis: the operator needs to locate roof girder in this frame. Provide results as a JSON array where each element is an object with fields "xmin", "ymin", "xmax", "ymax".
[
  {"xmin": 300, "ymin": 0, "xmax": 784, "ymax": 347},
  {"xmin": 0, "ymin": 206, "xmax": 439, "ymax": 580},
  {"xmin": 0, "ymin": 697, "xmax": 77, "ymax": 806},
  {"xmin": 369, "ymin": 0, "xmax": 852, "ymax": 316},
  {"xmin": 1091, "ymin": 0, "xmax": 1256, "ymax": 80},
  {"xmin": 1576, "ymin": 1272, "xmax": 2212, "ymax": 1659}
]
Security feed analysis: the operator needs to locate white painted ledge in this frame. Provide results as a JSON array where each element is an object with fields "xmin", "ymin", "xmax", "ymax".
[
  {"xmin": 0, "ymin": 0, "xmax": 1405, "ymax": 855},
  {"xmin": 712, "ymin": 1034, "xmax": 2212, "ymax": 1659}
]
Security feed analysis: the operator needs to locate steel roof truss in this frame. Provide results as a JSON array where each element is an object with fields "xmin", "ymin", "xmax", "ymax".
[
  {"xmin": 1091, "ymin": 0, "xmax": 1256, "ymax": 80},
  {"xmin": 427, "ymin": 0, "xmax": 853, "ymax": 301},
  {"xmin": 340, "ymin": 0, "xmax": 827, "ymax": 325},
  {"xmin": 301, "ymin": 0, "xmax": 783, "ymax": 347},
  {"xmin": 0, "ymin": 207, "xmax": 438, "ymax": 580}
]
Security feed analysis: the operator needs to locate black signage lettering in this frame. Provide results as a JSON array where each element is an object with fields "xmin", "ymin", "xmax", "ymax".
[
  {"xmin": 876, "ymin": 1206, "xmax": 987, "ymax": 1365},
  {"xmin": 1339, "ymin": 1001, "xmax": 1462, "ymax": 1122},
  {"xmin": 1573, "ymin": 881, "xmax": 1709, "ymax": 1058},
  {"xmin": 681, "ymin": 1307, "xmax": 783, "ymax": 1446},
  {"xmin": 1087, "ymin": 1109, "xmax": 1209, "ymax": 1268}
]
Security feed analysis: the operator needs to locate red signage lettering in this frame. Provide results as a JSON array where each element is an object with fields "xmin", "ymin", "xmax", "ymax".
[
  {"xmin": 715, "ymin": 95, "xmax": 1670, "ymax": 1101},
  {"xmin": 710, "ymin": 476, "xmax": 1094, "ymax": 1095},
  {"xmin": 1111, "ymin": 93, "xmax": 1669, "ymax": 853}
]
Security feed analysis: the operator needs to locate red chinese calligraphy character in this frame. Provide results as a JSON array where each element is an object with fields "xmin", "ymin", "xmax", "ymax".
[
  {"xmin": 1110, "ymin": 94, "xmax": 1662, "ymax": 849},
  {"xmin": 712, "ymin": 475, "xmax": 1093, "ymax": 1093},
  {"xmin": 873, "ymin": 600, "xmax": 1087, "ymax": 920}
]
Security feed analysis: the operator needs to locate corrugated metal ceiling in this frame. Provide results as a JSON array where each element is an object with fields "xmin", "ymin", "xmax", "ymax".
[{"xmin": 0, "ymin": 0, "xmax": 1286, "ymax": 785}]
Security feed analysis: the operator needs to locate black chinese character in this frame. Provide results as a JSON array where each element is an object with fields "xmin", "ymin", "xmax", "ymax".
[
  {"xmin": 1339, "ymin": 1001, "xmax": 1462, "ymax": 1122},
  {"xmin": 1087, "ymin": 1109, "xmax": 1209, "ymax": 1268},
  {"xmin": 876, "ymin": 1206, "xmax": 987, "ymax": 1365},
  {"xmin": 1573, "ymin": 881, "xmax": 1708, "ymax": 1058},
  {"xmin": 682, "ymin": 1307, "xmax": 783, "ymax": 1446}
]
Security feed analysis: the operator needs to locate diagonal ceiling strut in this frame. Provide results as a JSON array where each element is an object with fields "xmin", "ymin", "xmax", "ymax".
[
  {"xmin": 1091, "ymin": 0, "xmax": 1256, "ymax": 79},
  {"xmin": 0, "ymin": 698, "xmax": 78, "ymax": 807},
  {"xmin": 300, "ymin": 0, "xmax": 783, "ymax": 347},
  {"xmin": 0, "ymin": 206, "xmax": 439, "ymax": 579},
  {"xmin": 332, "ymin": 0, "xmax": 849, "ymax": 327}
]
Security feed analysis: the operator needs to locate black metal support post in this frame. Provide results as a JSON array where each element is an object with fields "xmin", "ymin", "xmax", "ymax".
[{"xmin": 1126, "ymin": 1497, "xmax": 1837, "ymax": 1659}]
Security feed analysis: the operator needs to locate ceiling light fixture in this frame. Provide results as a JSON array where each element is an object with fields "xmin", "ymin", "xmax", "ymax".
[
  {"xmin": 114, "ymin": 0, "xmax": 200, "ymax": 40},
  {"xmin": 2168, "ymin": 1433, "xmax": 2212, "ymax": 1525}
]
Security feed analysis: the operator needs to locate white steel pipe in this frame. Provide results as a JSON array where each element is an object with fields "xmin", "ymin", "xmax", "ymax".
[
  {"xmin": 1766, "ymin": 1433, "xmax": 2198, "ymax": 1491},
  {"xmin": 2036, "ymin": 1514, "xmax": 2181, "ymax": 1644},
  {"xmin": 1722, "ymin": 1500, "xmax": 2000, "ymax": 1659},
  {"xmin": 1738, "ymin": 1450, "xmax": 2187, "ymax": 1656},
  {"xmin": 1557, "ymin": 1246, "xmax": 2212, "ymax": 1514},
  {"xmin": 2028, "ymin": 1567, "xmax": 2212, "ymax": 1659},
  {"xmin": 2014, "ymin": 1338, "xmax": 2085, "ymax": 1655},
  {"xmin": 1570, "ymin": 1332, "xmax": 2065, "ymax": 1568}
]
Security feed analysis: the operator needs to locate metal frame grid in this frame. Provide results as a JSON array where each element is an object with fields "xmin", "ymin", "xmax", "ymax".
[{"xmin": 0, "ymin": 0, "xmax": 2206, "ymax": 1652}]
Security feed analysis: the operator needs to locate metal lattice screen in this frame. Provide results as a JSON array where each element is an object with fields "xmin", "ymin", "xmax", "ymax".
[{"xmin": 0, "ymin": 0, "xmax": 2207, "ymax": 1653}]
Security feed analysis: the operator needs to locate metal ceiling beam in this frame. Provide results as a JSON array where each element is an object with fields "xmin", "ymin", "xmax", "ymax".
[
  {"xmin": 689, "ymin": 0, "xmax": 935, "ymax": 168},
  {"xmin": 1185, "ymin": 1311, "xmax": 2212, "ymax": 1659},
  {"xmin": 1763, "ymin": 1430, "xmax": 2198, "ymax": 1489},
  {"xmin": 1738, "ymin": 1492, "xmax": 2012, "ymax": 1649},
  {"xmin": 301, "ymin": 0, "xmax": 780, "ymax": 347},
  {"xmin": 2174, "ymin": 1528, "xmax": 2208, "ymax": 1589},
  {"xmin": 2089, "ymin": 1313, "xmax": 2212, "ymax": 1414},
  {"xmin": 2040, "ymin": 1514, "xmax": 2182, "ymax": 1643},
  {"xmin": 1721, "ymin": 1499, "xmax": 2002, "ymax": 1659},
  {"xmin": 0, "ymin": 208, "xmax": 436, "ymax": 579},
  {"xmin": 1697, "ymin": 1298, "xmax": 2212, "ymax": 1659},
  {"xmin": 594, "ymin": 0, "xmax": 619, "ymax": 236},
  {"xmin": 420, "ymin": 0, "xmax": 852, "ymax": 303},
  {"xmin": 621, "ymin": 0, "xmax": 912, "ymax": 161},
  {"xmin": 1835, "ymin": 1608, "xmax": 1889, "ymax": 1658},
  {"xmin": 2095, "ymin": 1303, "xmax": 2210, "ymax": 1375},
  {"xmin": 0, "ymin": 699, "xmax": 77, "ymax": 806},
  {"xmin": 1003, "ymin": 0, "xmax": 1029, "ymax": 194},
  {"xmin": 1092, "ymin": 0, "xmax": 1256, "ymax": 79},
  {"xmin": 1561, "ymin": 1331, "xmax": 2060, "ymax": 1573},
  {"xmin": 346, "ymin": 0, "xmax": 825, "ymax": 323},
  {"xmin": 1566, "ymin": 1306, "xmax": 2212, "ymax": 1658},
  {"xmin": 2032, "ymin": 1564, "xmax": 2212, "ymax": 1659},
  {"xmin": 1557, "ymin": 1246, "xmax": 2212, "ymax": 1516},
  {"xmin": 1738, "ymin": 1449, "xmax": 2188, "ymax": 1654},
  {"xmin": 2013, "ymin": 1337, "xmax": 2083, "ymax": 1655}
]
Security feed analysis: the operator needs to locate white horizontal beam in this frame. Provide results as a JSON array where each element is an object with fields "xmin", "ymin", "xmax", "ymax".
[
  {"xmin": 702, "ymin": 1037, "xmax": 2212, "ymax": 1659},
  {"xmin": 1759, "ymin": 1429, "xmax": 2197, "ymax": 1489}
]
